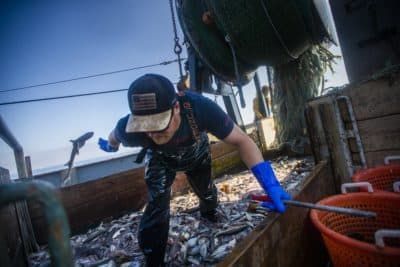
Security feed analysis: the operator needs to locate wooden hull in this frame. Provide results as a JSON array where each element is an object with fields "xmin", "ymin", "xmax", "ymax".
[
  {"xmin": 28, "ymin": 142, "xmax": 243, "ymax": 244},
  {"xmin": 27, "ymin": 157, "xmax": 334, "ymax": 267}
]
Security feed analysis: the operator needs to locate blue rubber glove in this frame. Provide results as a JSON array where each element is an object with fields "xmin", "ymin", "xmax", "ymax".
[
  {"xmin": 251, "ymin": 161, "xmax": 291, "ymax": 213},
  {"xmin": 98, "ymin": 138, "xmax": 118, "ymax": 152}
]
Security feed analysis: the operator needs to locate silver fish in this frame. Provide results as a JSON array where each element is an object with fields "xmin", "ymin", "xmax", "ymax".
[
  {"xmin": 62, "ymin": 131, "xmax": 94, "ymax": 186},
  {"xmin": 29, "ymin": 157, "xmax": 314, "ymax": 267}
]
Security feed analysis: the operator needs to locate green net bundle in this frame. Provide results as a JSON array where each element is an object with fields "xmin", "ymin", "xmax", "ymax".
[{"xmin": 272, "ymin": 44, "xmax": 339, "ymax": 149}]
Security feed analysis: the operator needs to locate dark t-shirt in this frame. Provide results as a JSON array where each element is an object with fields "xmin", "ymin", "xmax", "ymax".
[{"xmin": 114, "ymin": 91, "xmax": 234, "ymax": 150}]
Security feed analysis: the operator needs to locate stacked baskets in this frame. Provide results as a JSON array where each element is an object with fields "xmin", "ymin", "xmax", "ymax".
[
  {"xmin": 352, "ymin": 157, "xmax": 400, "ymax": 192},
  {"xmin": 310, "ymin": 158, "xmax": 400, "ymax": 267}
]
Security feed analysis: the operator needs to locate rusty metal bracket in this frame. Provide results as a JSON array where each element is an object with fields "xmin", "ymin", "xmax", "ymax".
[
  {"xmin": 336, "ymin": 95, "xmax": 367, "ymax": 169},
  {"xmin": 332, "ymin": 98, "xmax": 355, "ymax": 177},
  {"xmin": 0, "ymin": 181, "xmax": 73, "ymax": 267}
]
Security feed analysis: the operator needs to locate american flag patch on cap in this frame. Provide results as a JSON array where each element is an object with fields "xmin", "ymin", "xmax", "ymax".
[{"xmin": 131, "ymin": 93, "xmax": 157, "ymax": 111}]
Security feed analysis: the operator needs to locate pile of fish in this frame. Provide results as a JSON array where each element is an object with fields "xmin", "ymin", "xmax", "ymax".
[{"xmin": 29, "ymin": 156, "xmax": 314, "ymax": 267}]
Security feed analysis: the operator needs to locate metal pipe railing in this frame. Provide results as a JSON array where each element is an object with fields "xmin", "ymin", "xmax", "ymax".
[
  {"xmin": 0, "ymin": 114, "xmax": 39, "ymax": 255},
  {"xmin": 0, "ymin": 115, "xmax": 28, "ymax": 179},
  {"xmin": 0, "ymin": 181, "xmax": 74, "ymax": 267}
]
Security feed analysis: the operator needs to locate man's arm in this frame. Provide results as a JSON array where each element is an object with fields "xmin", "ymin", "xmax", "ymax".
[
  {"xmin": 222, "ymin": 124, "xmax": 291, "ymax": 213},
  {"xmin": 222, "ymin": 124, "xmax": 263, "ymax": 168},
  {"xmin": 98, "ymin": 129, "xmax": 120, "ymax": 152},
  {"xmin": 108, "ymin": 129, "xmax": 121, "ymax": 149}
]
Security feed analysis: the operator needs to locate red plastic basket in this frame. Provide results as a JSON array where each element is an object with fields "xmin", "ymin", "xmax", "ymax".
[
  {"xmin": 310, "ymin": 190, "xmax": 400, "ymax": 267},
  {"xmin": 352, "ymin": 164, "xmax": 400, "ymax": 192}
]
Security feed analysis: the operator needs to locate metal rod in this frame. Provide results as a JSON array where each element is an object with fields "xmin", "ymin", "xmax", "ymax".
[
  {"xmin": 0, "ymin": 115, "xmax": 28, "ymax": 179},
  {"xmin": 250, "ymin": 195, "xmax": 376, "ymax": 217},
  {"xmin": 225, "ymin": 34, "xmax": 246, "ymax": 108},
  {"xmin": 283, "ymin": 199, "xmax": 376, "ymax": 217}
]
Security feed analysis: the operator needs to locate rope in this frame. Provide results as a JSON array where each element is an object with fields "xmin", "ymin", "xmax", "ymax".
[
  {"xmin": 0, "ymin": 88, "xmax": 127, "ymax": 106},
  {"xmin": 225, "ymin": 34, "xmax": 246, "ymax": 108},
  {"xmin": 169, "ymin": 0, "xmax": 183, "ymax": 78},
  {"xmin": 0, "ymin": 59, "xmax": 183, "ymax": 93}
]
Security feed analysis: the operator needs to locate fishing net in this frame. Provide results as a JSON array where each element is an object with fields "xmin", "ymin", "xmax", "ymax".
[
  {"xmin": 206, "ymin": 0, "xmax": 311, "ymax": 66},
  {"xmin": 176, "ymin": 0, "xmax": 257, "ymax": 84},
  {"xmin": 176, "ymin": 0, "xmax": 339, "ymax": 151},
  {"xmin": 177, "ymin": 0, "xmax": 332, "ymax": 84},
  {"xmin": 272, "ymin": 44, "xmax": 340, "ymax": 151}
]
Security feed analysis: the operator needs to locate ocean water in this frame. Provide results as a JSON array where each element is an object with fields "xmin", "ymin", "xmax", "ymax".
[{"xmin": 1, "ymin": 143, "xmax": 139, "ymax": 179}]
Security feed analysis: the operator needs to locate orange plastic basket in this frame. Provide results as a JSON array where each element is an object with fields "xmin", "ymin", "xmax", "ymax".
[
  {"xmin": 352, "ymin": 164, "xmax": 400, "ymax": 192},
  {"xmin": 310, "ymin": 191, "xmax": 400, "ymax": 267}
]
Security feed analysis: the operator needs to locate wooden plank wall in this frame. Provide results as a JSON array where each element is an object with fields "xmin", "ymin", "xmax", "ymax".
[
  {"xmin": 0, "ymin": 167, "xmax": 27, "ymax": 267},
  {"xmin": 342, "ymin": 72, "xmax": 400, "ymax": 167},
  {"xmin": 28, "ymin": 167, "xmax": 147, "ymax": 244},
  {"xmin": 211, "ymin": 142, "xmax": 243, "ymax": 178},
  {"xmin": 305, "ymin": 95, "xmax": 348, "ymax": 191},
  {"xmin": 306, "ymin": 69, "xmax": 400, "ymax": 188},
  {"xmin": 305, "ymin": 100, "xmax": 330, "ymax": 163}
]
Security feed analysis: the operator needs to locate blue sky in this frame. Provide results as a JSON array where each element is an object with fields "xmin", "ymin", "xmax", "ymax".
[{"xmin": 0, "ymin": 1, "xmax": 348, "ymax": 177}]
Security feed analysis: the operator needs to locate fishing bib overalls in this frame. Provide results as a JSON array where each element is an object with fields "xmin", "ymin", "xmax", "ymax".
[
  {"xmin": 138, "ymin": 98, "xmax": 218, "ymax": 266},
  {"xmin": 114, "ymin": 90, "xmax": 234, "ymax": 266}
]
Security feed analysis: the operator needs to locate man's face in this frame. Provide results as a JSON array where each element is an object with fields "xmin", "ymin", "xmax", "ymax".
[{"xmin": 146, "ymin": 103, "xmax": 180, "ymax": 145}]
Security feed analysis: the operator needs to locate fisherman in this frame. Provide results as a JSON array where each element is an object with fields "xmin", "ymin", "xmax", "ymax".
[{"xmin": 98, "ymin": 73, "xmax": 290, "ymax": 267}]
